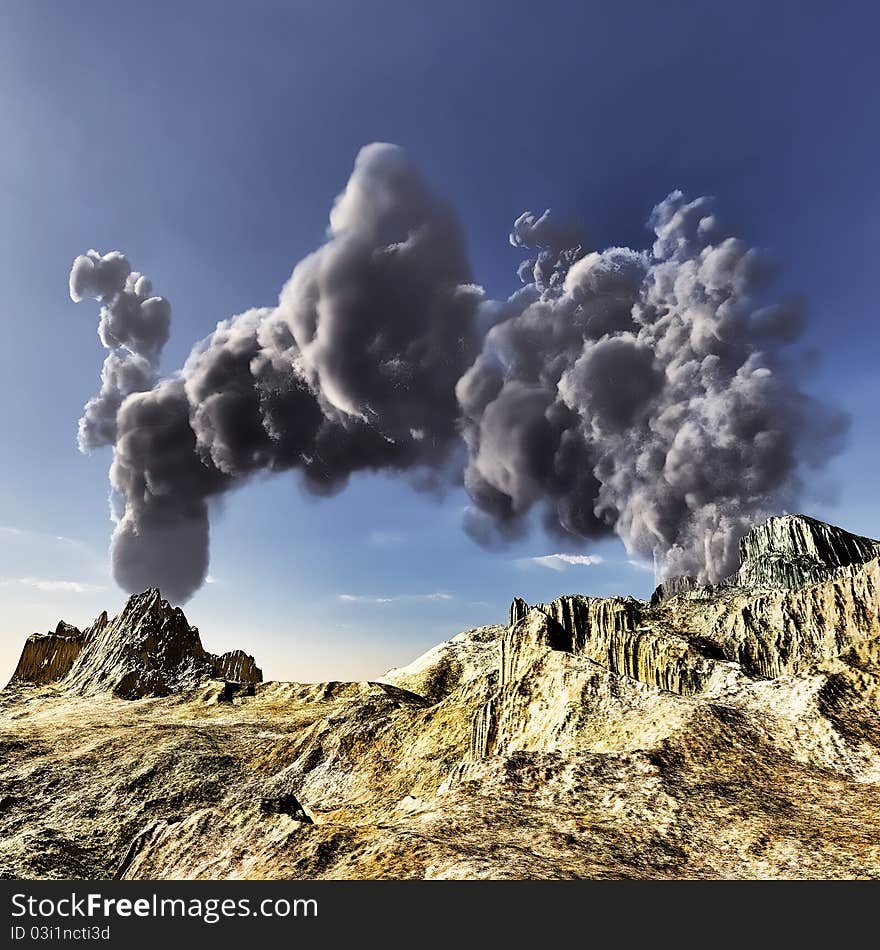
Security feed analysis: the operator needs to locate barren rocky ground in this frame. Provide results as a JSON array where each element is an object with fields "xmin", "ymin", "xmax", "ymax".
[{"xmin": 2, "ymin": 514, "xmax": 879, "ymax": 879}]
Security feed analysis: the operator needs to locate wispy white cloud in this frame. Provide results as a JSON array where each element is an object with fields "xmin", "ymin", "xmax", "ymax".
[
  {"xmin": 0, "ymin": 524, "xmax": 99, "ymax": 563},
  {"xmin": 338, "ymin": 592, "xmax": 454, "ymax": 605},
  {"xmin": 368, "ymin": 530, "xmax": 405, "ymax": 546},
  {"xmin": 205, "ymin": 574, "xmax": 218, "ymax": 585},
  {"xmin": 625, "ymin": 559, "xmax": 655, "ymax": 574},
  {"xmin": 518, "ymin": 553, "xmax": 605, "ymax": 572},
  {"xmin": 0, "ymin": 524, "xmax": 87, "ymax": 548},
  {"xmin": 0, "ymin": 576, "xmax": 107, "ymax": 594}
]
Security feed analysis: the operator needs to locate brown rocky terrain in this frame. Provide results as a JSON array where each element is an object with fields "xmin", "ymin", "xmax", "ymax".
[{"xmin": 1, "ymin": 513, "xmax": 879, "ymax": 879}]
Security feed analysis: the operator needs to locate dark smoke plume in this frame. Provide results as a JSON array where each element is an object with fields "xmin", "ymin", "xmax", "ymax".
[
  {"xmin": 72, "ymin": 144, "xmax": 481, "ymax": 601},
  {"xmin": 460, "ymin": 191, "xmax": 847, "ymax": 579},
  {"xmin": 71, "ymin": 146, "xmax": 847, "ymax": 601},
  {"xmin": 70, "ymin": 250, "xmax": 171, "ymax": 452}
]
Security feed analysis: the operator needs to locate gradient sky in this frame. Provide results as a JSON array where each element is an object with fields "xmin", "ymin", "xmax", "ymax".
[{"xmin": 1, "ymin": 0, "xmax": 878, "ymax": 684}]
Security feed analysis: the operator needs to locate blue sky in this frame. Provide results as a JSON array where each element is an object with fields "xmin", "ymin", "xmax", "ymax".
[{"xmin": 1, "ymin": 1, "xmax": 878, "ymax": 683}]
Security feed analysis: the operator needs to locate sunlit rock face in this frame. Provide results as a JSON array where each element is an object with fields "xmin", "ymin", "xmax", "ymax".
[
  {"xmin": 2, "ymin": 514, "xmax": 880, "ymax": 880},
  {"xmin": 498, "ymin": 597, "xmax": 723, "ymax": 695},
  {"xmin": 733, "ymin": 514, "xmax": 880, "ymax": 591},
  {"xmin": 703, "ymin": 558, "xmax": 880, "ymax": 678},
  {"xmin": 501, "ymin": 515, "xmax": 880, "ymax": 691},
  {"xmin": 9, "ymin": 621, "xmax": 91, "ymax": 686},
  {"xmin": 540, "ymin": 594, "xmax": 722, "ymax": 693}
]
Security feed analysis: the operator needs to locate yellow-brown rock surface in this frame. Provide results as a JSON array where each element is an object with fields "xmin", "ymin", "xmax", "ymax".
[{"xmin": 1, "ymin": 514, "xmax": 879, "ymax": 879}]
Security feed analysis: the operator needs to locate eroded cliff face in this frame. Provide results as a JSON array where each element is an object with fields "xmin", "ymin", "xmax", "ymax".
[
  {"xmin": 701, "ymin": 558, "xmax": 880, "ymax": 678},
  {"xmin": 9, "ymin": 621, "xmax": 91, "ymax": 686},
  {"xmin": 211, "ymin": 649, "xmax": 263, "ymax": 685},
  {"xmin": 1, "ymin": 513, "xmax": 879, "ymax": 880},
  {"xmin": 539, "ymin": 595, "xmax": 724, "ymax": 694},
  {"xmin": 497, "ymin": 515, "xmax": 880, "ymax": 694}
]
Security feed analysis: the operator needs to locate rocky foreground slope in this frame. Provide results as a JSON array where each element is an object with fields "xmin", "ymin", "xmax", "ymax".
[{"xmin": 1, "ymin": 514, "xmax": 879, "ymax": 879}]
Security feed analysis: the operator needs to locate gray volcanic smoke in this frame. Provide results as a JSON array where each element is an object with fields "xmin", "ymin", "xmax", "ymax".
[
  {"xmin": 459, "ymin": 194, "xmax": 847, "ymax": 579},
  {"xmin": 70, "ymin": 251, "xmax": 171, "ymax": 451},
  {"xmin": 70, "ymin": 143, "xmax": 847, "ymax": 602}
]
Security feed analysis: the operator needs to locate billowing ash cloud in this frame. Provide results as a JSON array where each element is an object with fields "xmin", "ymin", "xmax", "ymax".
[
  {"xmin": 71, "ymin": 144, "xmax": 481, "ymax": 602},
  {"xmin": 70, "ymin": 250, "xmax": 170, "ymax": 451},
  {"xmin": 509, "ymin": 209, "xmax": 585, "ymax": 293},
  {"xmin": 71, "ymin": 146, "xmax": 847, "ymax": 601},
  {"xmin": 184, "ymin": 143, "xmax": 481, "ymax": 494},
  {"xmin": 461, "ymin": 191, "xmax": 847, "ymax": 580}
]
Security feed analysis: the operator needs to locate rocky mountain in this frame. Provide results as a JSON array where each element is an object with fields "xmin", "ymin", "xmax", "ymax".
[
  {"xmin": 651, "ymin": 513, "xmax": 880, "ymax": 602},
  {"xmin": 734, "ymin": 514, "xmax": 880, "ymax": 590},
  {"xmin": 8, "ymin": 588, "xmax": 262, "ymax": 699},
  {"xmin": 1, "ymin": 513, "xmax": 879, "ymax": 879}
]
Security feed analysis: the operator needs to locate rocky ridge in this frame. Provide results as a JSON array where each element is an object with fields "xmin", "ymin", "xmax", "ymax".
[{"xmin": 1, "ymin": 513, "xmax": 879, "ymax": 879}]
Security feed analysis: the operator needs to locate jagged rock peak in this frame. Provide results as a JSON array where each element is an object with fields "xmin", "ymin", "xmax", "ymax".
[
  {"xmin": 54, "ymin": 621, "xmax": 82, "ymax": 638},
  {"xmin": 7, "ymin": 588, "xmax": 262, "ymax": 699},
  {"xmin": 116, "ymin": 588, "xmax": 178, "ymax": 623},
  {"xmin": 739, "ymin": 514, "xmax": 880, "ymax": 565},
  {"xmin": 735, "ymin": 514, "xmax": 880, "ymax": 591},
  {"xmin": 649, "ymin": 515, "xmax": 880, "ymax": 601},
  {"xmin": 509, "ymin": 597, "xmax": 530, "ymax": 626}
]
